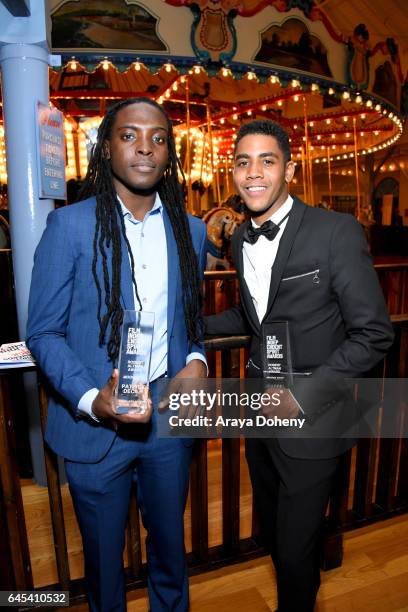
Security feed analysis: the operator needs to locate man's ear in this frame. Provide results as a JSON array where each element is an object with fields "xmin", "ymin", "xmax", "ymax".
[
  {"xmin": 285, "ymin": 160, "xmax": 295, "ymax": 183},
  {"xmin": 102, "ymin": 140, "xmax": 111, "ymax": 160}
]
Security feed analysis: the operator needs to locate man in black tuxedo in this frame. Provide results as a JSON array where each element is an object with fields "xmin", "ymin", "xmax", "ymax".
[{"xmin": 205, "ymin": 120, "xmax": 394, "ymax": 611}]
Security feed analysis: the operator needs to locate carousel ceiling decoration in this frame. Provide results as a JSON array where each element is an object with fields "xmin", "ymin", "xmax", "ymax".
[{"xmin": 2, "ymin": 0, "xmax": 407, "ymax": 214}]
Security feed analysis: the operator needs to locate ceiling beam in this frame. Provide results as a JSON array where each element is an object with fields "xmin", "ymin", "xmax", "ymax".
[{"xmin": 0, "ymin": 0, "xmax": 30, "ymax": 17}]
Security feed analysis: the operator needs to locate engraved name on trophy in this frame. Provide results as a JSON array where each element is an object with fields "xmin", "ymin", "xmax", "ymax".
[
  {"xmin": 261, "ymin": 321, "xmax": 293, "ymax": 387},
  {"xmin": 114, "ymin": 310, "xmax": 155, "ymax": 414}
]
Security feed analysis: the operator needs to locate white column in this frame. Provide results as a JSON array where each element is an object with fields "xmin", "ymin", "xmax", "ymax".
[{"xmin": 0, "ymin": 43, "xmax": 54, "ymax": 336}]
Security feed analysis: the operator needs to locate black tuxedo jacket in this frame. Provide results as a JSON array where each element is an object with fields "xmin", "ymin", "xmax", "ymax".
[{"xmin": 206, "ymin": 197, "xmax": 394, "ymax": 459}]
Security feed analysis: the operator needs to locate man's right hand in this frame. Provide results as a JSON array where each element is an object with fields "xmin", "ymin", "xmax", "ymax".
[{"xmin": 91, "ymin": 370, "xmax": 152, "ymax": 428}]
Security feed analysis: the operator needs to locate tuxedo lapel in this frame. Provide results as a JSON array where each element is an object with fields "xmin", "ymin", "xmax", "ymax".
[
  {"xmin": 234, "ymin": 222, "xmax": 261, "ymax": 333},
  {"xmin": 264, "ymin": 198, "xmax": 306, "ymax": 319},
  {"xmin": 163, "ymin": 208, "xmax": 179, "ymax": 339}
]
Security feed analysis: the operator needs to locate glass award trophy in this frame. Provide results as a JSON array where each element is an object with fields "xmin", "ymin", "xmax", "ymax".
[
  {"xmin": 261, "ymin": 321, "xmax": 293, "ymax": 387},
  {"xmin": 114, "ymin": 310, "xmax": 155, "ymax": 414}
]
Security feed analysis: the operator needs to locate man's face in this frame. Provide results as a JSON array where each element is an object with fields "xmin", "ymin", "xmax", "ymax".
[
  {"xmin": 233, "ymin": 133, "xmax": 295, "ymax": 218},
  {"xmin": 104, "ymin": 102, "xmax": 169, "ymax": 194}
]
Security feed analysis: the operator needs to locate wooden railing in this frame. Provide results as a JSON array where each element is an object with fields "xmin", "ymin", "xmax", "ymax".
[
  {"xmin": 0, "ymin": 262, "xmax": 407, "ymax": 606},
  {"xmin": 1, "ymin": 316, "xmax": 407, "ymax": 606}
]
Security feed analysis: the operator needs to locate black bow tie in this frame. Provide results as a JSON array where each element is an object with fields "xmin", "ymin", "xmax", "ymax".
[{"xmin": 243, "ymin": 211, "xmax": 291, "ymax": 245}]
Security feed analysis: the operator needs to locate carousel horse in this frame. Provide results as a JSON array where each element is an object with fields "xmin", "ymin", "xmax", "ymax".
[{"xmin": 203, "ymin": 206, "xmax": 246, "ymax": 270}]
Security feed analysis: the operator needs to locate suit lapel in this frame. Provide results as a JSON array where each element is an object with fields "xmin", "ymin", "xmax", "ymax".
[
  {"xmin": 119, "ymin": 213, "xmax": 136, "ymax": 311},
  {"xmin": 264, "ymin": 198, "xmax": 306, "ymax": 319},
  {"xmin": 234, "ymin": 223, "xmax": 261, "ymax": 333},
  {"xmin": 163, "ymin": 208, "xmax": 179, "ymax": 339}
]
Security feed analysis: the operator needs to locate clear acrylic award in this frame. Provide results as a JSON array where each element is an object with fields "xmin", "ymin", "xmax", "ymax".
[
  {"xmin": 261, "ymin": 321, "xmax": 293, "ymax": 387},
  {"xmin": 114, "ymin": 310, "xmax": 155, "ymax": 414}
]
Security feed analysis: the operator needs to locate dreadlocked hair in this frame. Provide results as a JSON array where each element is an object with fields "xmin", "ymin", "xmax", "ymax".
[{"xmin": 78, "ymin": 97, "xmax": 203, "ymax": 363}]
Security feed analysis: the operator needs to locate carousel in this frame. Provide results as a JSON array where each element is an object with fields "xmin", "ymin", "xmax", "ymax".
[{"xmin": 1, "ymin": 0, "xmax": 407, "ymax": 232}]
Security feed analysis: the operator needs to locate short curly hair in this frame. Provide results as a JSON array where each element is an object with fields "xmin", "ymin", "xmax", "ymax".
[{"xmin": 235, "ymin": 120, "xmax": 291, "ymax": 163}]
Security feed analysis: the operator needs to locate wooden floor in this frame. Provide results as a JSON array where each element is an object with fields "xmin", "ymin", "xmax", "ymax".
[
  {"xmin": 60, "ymin": 515, "xmax": 408, "ymax": 612},
  {"xmin": 20, "ymin": 440, "xmax": 408, "ymax": 611}
]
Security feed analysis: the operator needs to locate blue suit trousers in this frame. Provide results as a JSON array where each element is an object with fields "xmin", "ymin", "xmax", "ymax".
[{"xmin": 65, "ymin": 385, "xmax": 192, "ymax": 612}]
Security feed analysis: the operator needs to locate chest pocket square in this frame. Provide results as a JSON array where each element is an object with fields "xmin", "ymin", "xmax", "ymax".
[{"xmin": 282, "ymin": 268, "xmax": 320, "ymax": 284}]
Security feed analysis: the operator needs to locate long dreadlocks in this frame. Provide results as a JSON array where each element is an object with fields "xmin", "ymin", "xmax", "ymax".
[{"xmin": 78, "ymin": 97, "xmax": 203, "ymax": 362}]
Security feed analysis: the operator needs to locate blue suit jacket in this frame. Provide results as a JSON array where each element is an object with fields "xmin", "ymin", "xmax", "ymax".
[{"xmin": 26, "ymin": 197, "xmax": 207, "ymax": 463}]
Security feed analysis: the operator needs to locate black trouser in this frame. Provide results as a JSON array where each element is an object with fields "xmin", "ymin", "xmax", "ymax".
[{"xmin": 245, "ymin": 438, "xmax": 340, "ymax": 612}]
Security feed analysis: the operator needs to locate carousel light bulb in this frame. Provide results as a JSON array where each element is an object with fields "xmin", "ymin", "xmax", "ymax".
[
  {"xmin": 294, "ymin": 95, "xmax": 299, "ymax": 102},
  {"xmin": 70, "ymin": 60, "xmax": 77, "ymax": 70},
  {"xmin": 135, "ymin": 62, "xmax": 141, "ymax": 71},
  {"xmin": 366, "ymin": 99, "xmax": 373, "ymax": 107},
  {"xmin": 194, "ymin": 65, "xmax": 201, "ymax": 74},
  {"xmin": 328, "ymin": 88, "xmax": 335, "ymax": 95},
  {"xmin": 355, "ymin": 94, "xmax": 363, "ymax": 104},
  {"xmin": 233, "ymin": 114, "xmax": 238, "ymax": 120},
  {"xmin": 102, "ymin": 59, "xmax": 109, "ymax": 70},
  {"xmin": 270, "ymin": 76, "xmax": 278, "ymax": 84},
  {"xmin": 326, "ymin": 119, "xmax": 331, "ymax": 124},
  {"xmin": 342, "ymin": 91, "xmax": 350, "ymax": 100},
  {"xmin": 343, "ymin": 116, "xmax": 348, "ymax": 122},
  {"xmin": 165, "ymin": 63, "xmax": 172, "ymax": 72},
  {"xmin": 311, "ymin": 83, "xmax": 319, "ymax": 92},
  {"xmin": 277, "ymin": 100, "xmax": 283, "ymax": 106},
  {"xmin": 247, "ymin": 110, "xmax": 252, "ymax": 116},
  {"xmin": 261, "ymin": 105, "xmax": 267, "ymax": 111},
  {"xmin": 222, "ymin": 68, "xmax": 229, "ymax": 77},
  {"xmin": 375, "ymin": 104, "xmax": 381, "ymax": 111},
  {"xmin": 292, "ymin": 79, "xmax": 300, "ymax": 88},
  {"xmin": 165, "ymin": 90, "xmax": 171, "ymax": 98}
]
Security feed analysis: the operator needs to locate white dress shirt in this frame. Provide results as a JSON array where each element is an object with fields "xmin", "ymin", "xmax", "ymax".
[
  {"xmin": 243, "ymin": 195, "xmax": 293, "ymax": 323},
  {"xmin": 79, "ymin": 194, "xmax": 206, "ymax": 419}
]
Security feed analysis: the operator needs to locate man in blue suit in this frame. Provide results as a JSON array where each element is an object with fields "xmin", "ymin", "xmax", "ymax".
[{"xmin": 27, "ymin": 98, "xmax": 207, "ymax": 612}]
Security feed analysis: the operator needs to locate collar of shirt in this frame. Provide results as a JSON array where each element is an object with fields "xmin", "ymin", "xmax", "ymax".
[
  {"xmin": 117, "ymin": 193, "xmax": 163, "ymax": 224},
  {"xmin": 250, "ymin": 194, "xmax": 293, "ymax": 229}
]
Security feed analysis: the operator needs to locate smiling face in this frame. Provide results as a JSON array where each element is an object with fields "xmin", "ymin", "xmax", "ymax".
[
  {"xmin": 104, "ymin": 102, "xmax": 169, "ymax": 202},
  {"xmin": 233, "ymin": 133, "xmax": 295, "ymax": 224}
]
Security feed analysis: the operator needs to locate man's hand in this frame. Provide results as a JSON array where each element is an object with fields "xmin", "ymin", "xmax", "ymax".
[
  {"xmin": 262, "ymin": 387, "xmax": 303, "ymax": 420},
  {"xmin": 92, "ymin": 370, "xmax": 152, "ymax": 427}
]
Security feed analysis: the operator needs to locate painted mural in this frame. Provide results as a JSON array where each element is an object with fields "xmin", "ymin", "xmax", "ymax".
[
  {"xmin": 51, "ymin": 0, "xmax": 167, "ymax": 51},
  {"xmin": 254, "ymin": 18, "xmax": 331, "ymax": 76},
  {"xmin": 346, "ymin": 24, "xmax": 370, "ymax": 89}
]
